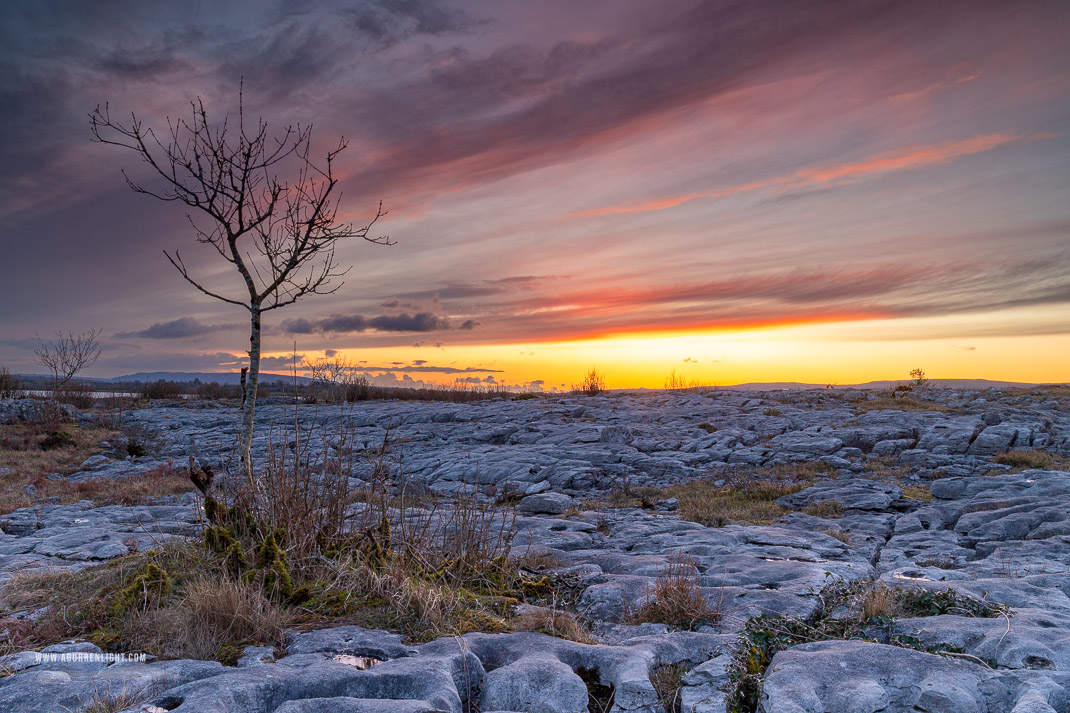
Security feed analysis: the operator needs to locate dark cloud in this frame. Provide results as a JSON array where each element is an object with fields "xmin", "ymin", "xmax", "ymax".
[
  {"xmin": 281, "ymin": 311, "xmax": 452, "ymax": 334},
  {"xmin": 358, "ymin": 364, "xmax": 502, "ymax": 374},
  {"xmin": 259, "ymin": 355, "xmax": 304, "ymax": 370},
  {"xmin": 115, "ymin": 317, "xmax": 237, "ymax": 339},
  {"xmin": 340, "ymin": 0, "xmax": 479, "ymax": 46},
  {"xmin": 458, "ymin": 320, "xmax": 480, "ymax": 330}
]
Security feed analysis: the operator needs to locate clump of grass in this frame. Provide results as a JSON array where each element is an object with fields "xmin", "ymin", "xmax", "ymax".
[
  {"xmin": 803, "ymin": 500, "xmax": 844, "ymax": 518},
  {"xmin": 762, "ymin": 407, "xmax": 782, "ymax": 417},
  {"xmin": 901, "ymin": 485, "xmax": 932, "ymax": 502},
  {"xmin": 513, "ymin": 605, "xmax": 595, "ymax": 644},
  {"xmin": 665, "ymin": 478, "xmax": 807, "ymax": 527},
  {"xmin": 822, "ymin": 528, "xmax": 851, "ymax": 544},
  {"xmin": 697, "ymin": 421, "xmax": 718, "ymax": 433},
  {"xmin": 992, "ymin": 449, "xmax": 1066, "ymax": 471},
  {"xmin": 629, "ymin": 551, "xmax": 720, "ymax": 630}
]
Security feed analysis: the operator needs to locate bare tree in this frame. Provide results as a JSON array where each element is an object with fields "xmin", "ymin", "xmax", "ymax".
[
  {"xmin": 34, "ymin": 328, "xmax": 102, "ymax": 398},
  {"xmin": 90, "ymin": 87, "xmax": 391, "ymax": 483}
]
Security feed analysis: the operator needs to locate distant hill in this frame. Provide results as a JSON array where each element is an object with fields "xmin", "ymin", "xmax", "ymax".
[
  {"xmin": 107, "ymin": 372, "xmax": 311, "ymax": 385},
  {"xmin": 718, "ymin": 379, "xmax": 1057, "ymax": 391}
]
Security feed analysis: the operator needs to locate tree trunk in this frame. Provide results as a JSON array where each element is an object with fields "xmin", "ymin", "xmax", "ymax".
[{"xmin": 241, "ymin": 304, "xmax": 262, "ymax": 488}]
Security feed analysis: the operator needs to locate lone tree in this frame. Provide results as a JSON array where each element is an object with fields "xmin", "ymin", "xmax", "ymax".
[
  {"xmin": 35, "ymin": 328, "xmax": 102, "ymax": 399},
  {"xmin": 90, "ymin": 88, "xmax": 390, "ymax": 484}
]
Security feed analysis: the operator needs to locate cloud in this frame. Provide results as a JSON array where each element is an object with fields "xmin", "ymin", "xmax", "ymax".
[
  {"xmin": 352, "ymin": 364, "xmax": 503, "ymax": 374},
  {"xmin": 568, "ymin": 133, "xmax": 1049, "ymax": 218},
  {"xmin": 115, "ymin": 317, "xmax": 238, "ymax": 339},
  {"xmin": 281, "ymin": 311, "xmax": 452, "ymax": 334},
  {"xmin": 340, "ymin": 0, "xmax": 479, "ymax": 47},
  {"xmin": 458, "ymin": 319, "xmax": 480, "ymax": 330},
  {"xmin": 412, "ymin": 359, "xmax": 427, "ymax": 366},
  {"xmin": 259, "ymin": 355, "xmax": 304, "ymax": 371}
]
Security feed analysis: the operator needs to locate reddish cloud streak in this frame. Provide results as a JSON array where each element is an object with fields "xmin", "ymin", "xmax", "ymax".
[{"xmin": 569, "ymin": 132, "xmax": 1048, "ymax": 219}]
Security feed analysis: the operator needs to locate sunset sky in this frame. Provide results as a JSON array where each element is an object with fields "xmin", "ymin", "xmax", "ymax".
[{"xmin": 1, "ymin": 0, "xmax": 1068, "ymax": 389}]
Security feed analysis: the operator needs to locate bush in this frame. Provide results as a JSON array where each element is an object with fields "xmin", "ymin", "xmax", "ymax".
[
  {"xmin": 195, "ymin": 381, "xmax": 242, "ymax": 400},
  {"xmin": 141, "ymin": 380, "xmax": 184, "ymax": 400},
  {"xmin": 0, "ymin": 367, "xmax": 21, "ymax": 399},
  {"xmin": 574, "ymin": 368, "xmax": 606, "ymax": 396}
]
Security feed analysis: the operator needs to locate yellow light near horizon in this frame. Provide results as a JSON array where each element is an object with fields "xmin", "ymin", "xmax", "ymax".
[{"xmin": 263, "ymin": 306, "xmax": 1068, "ymax": 390}]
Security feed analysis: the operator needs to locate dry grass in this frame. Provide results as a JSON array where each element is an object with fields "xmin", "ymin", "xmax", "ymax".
[
  {"xmin": 0, "ymin": 423, "xmax": 192, "ymax": 515},
  {"xmin": 852, "ymin": 395, "xmax": 951, "ymax": 413},
  {"xmin": 901, "ymin": 485, "xmax": 932, "ymax": 502},
  {"xmin": 0, "ymin": 460, "xmax": 190, "ymax": 516},
  {"xmin": 513, "ymin": 605, "xmax": 595, "ymax": 643},
  {"xmin": 650, "ymin": 663, "xmax": 687, "ymax": 713},
  {"xmin": 804, "ymin": 500, "xmax": 845, "ymax": 518},
  {"xmin": 0, "ymin": 541, "xmax": 287, "ymax": 661},
  {"xmin": 992, "ymin": 449, "xmax": 1068, "ymax": 471},
  {"xmin": 665, "ymin": 478, "xmax": 807, "ymax": 527},
  {"xmin": 822, "ymin": 528, "xmax": 851, "ymax": 544},
  {"xmin": 0, "ymin": 422, "xmax": 115, "ymax": 479},
  {"xmin": 629, "ymin": 551, "xmax": 720, "ymax": 629},
  {"xmin": 859, "ymin": 583, "xmax": 902, "ymax": 620}
]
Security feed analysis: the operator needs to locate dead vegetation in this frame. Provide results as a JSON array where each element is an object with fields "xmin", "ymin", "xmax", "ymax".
[
  {"xmin": 992, "ymin": 449, "xmax": 1068, "ymax": 471},
  {"xmin": 660, "ymin": 464, "xmax": 831, "ymax": 527},
  {"xmin": 0, "ymin": 422, "xmax": 194, "ymax": 515},
  {"xmin": 629, "ymin": 551, "xmax": 721, "ymax": 630},
  {"xmin": 1, "ymin": 415, "xmax": 583, "ymax": 660}
]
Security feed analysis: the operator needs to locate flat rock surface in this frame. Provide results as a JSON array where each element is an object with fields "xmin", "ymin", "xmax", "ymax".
[{"xmin": 0, "ymin": 386, "xmax": 1067, "ymax": 712}]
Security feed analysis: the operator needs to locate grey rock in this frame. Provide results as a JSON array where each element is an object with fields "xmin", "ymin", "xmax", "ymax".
[
  {"xmin": 480, "ymin": 655, "xmax": 588, "ymax": 713},
  {"xmin": 518, "ymin": 492, "xmax": 575, "ymax": 515}
]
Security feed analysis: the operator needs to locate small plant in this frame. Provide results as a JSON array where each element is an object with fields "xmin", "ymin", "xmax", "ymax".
[
  {"xmin": 762, "ymin": 407, "xmax": 782, "ymax": 417},
  {"xmin": 650, "ymin": 663, "xmax": 687, "ymax": 713},
  {"xmin": 697, "ymin": 422, "xmax": 718, "ymax": 433},
  {"xmin": 630, "ymin": 551, "xmax": 720, "ymax": 629}
]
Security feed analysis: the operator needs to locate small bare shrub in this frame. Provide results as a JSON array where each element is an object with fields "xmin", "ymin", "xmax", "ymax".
[
  {"xmin": 574, "ymin": 368, "xmax": 606, "ymax": 396},
  {"xmin": 34, "ymin": 328, "xmax": 102, "ymax": 399}
]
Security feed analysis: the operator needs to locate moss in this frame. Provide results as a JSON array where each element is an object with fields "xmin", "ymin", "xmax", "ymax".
[
  {"xmin": 107, "ymin": 562, "xmax": 172, "ymax": 617},
  {"xmin": 215, "ymin": 643, "xmax": 245, "ymax": 667}
]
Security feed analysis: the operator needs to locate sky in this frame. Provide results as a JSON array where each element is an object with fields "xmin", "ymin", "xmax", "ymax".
[{"xmin": 1, "ymin": 0, "xmax": 1068, "ymax": 390}]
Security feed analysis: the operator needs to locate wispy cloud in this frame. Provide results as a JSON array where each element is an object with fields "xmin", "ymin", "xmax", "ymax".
[{"xmin": 568, "ymin": 133, "xmax": 1049, "ymax": 218}]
